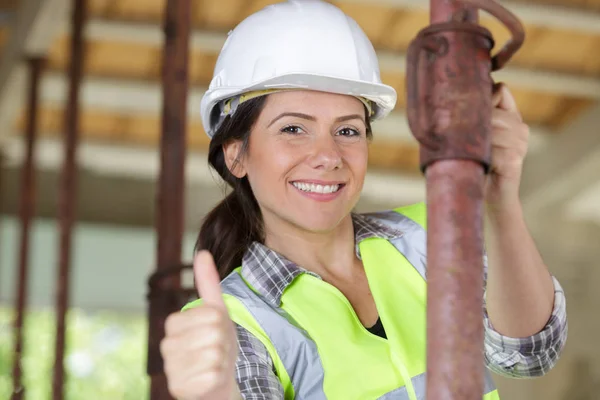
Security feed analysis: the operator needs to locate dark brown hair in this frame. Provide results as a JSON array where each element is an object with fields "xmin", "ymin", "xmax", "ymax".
[
  {"xmin": 196, "ymin": 95, "xmax": 373, "ymax": 279},
  {"xmin": 195, "ymin": 96, "xmax": 267, "ymax": 279}
]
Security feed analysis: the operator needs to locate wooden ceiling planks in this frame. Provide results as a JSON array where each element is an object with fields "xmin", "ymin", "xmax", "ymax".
[
  {"xmin": 48, "ymin": 36, "xmax": 161, "ymax": 82},
  {"xmin": 373, "ymin": 9, "xmax": 600, "ymax": 77},
  {"xmin": 514, "ymin": 28, "xmax": 600, "ymax": 76},
  {"xmin": 333, "ymin": 1, "xmax": 399, "ymax": 44},
  {"xmin": 544, "ymin": 97, "xmax": 593, "ymax": 127},
  {"xmin": 85, "ymin": 0, "xmax": 600, "ymax": 77},
  {"xmin": 15, "ymin": 106, "xmax": 210, "ymax": 149},
  {"xmin": 44, "ymin": 33, "xmax": 593, "ymax": 128},
  {"xmin": 244, "ymin": 0, "xmax": 288, "ymax": 15},
  {"xmin": 88, "ymin": 0, "xmax": 164, "ymax": 23},
  {"xmin": 200, "ymin": 0, "xmax": 248, "ymax": 30},
  {"xmin": 512, "ymin": 90, "xmax": 594, "ymax": 128},
  {"xmin": 375, "ymin": 9, "xmax": 431, "ymax": 52},
  {"xmin": 511, "ymin": 0, "xmax": 600, "ymax": 12},
  {"xmin": 48, "ymin": 35, "xmax": 219, "ymax": 86}
]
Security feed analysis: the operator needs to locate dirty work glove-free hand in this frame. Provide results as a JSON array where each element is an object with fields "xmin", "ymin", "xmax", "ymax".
[{"xmin": 161, "ymin": 251, "xmax": 241, "ymax": 400}]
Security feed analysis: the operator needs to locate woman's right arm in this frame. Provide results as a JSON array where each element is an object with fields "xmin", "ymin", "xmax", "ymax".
[{"xmin": 234, "ymin": 324, "xmax": 285, "ymax": 400}]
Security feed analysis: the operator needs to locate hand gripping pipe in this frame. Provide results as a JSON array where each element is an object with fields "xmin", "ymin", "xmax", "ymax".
[{"xmin": 406, "ymin": 1, "xmax": 524, "ymax": 399}]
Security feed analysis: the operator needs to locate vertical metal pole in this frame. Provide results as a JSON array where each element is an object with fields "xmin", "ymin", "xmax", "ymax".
[
  {"xmin": 148, "ymin": 1, "xmax": 190, "ymax": 399},
  {"xmin": 11, "ymin": 56, "xmax": 44, "ymax": 400},
  {"xmin": 406, "ymin": 1, "xmax": 524, "ymax": 399},
  {"xmin": 52, "ymin": 0, "xmax": 86, "ymax": 399},
  {"xmin": 425, "ymin": 171, "xmax": 486, "ymax": 400},
  {"xmin": 425, "ymin": 5, "xmax": 487, "ymax": 400}
]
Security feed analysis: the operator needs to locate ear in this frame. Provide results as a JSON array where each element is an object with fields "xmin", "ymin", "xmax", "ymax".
[{"xmin": 223, "ymin": 140, "xmax": 247, "ymax": 178}]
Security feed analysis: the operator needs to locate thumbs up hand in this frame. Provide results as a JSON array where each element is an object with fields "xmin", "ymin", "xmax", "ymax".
[{"xmin": 161, "ymin": 251, "xmax": 241, "ymax": 400}]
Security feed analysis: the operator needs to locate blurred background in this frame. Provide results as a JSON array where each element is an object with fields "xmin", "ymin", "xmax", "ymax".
[{"xmin": 0, "ymin": 0, "xmax": 599, "ymax": 399}]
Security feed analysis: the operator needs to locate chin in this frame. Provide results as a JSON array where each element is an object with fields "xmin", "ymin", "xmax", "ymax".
[{"xmin": 289, "ymin": 205, "xmax": 353, "ymax": 233}]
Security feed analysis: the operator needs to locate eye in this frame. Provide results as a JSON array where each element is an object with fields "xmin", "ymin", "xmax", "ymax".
[
  {"xmin": 281, "ymin": 125, "xmax": 304, "ymax": 135},
  {"xmin": 336, "ymin": 127, "xmax": 360, "ymax": 137}
]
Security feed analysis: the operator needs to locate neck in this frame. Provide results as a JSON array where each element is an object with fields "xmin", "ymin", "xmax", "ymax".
[{"xmin": 263, "ymin": 213, "xmax": 359, "ymax": 279}]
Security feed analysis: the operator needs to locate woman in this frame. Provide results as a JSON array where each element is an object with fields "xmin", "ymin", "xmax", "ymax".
[{"xmin": 160, "ymin": 1, "xmax": 567, "ymax": 399}]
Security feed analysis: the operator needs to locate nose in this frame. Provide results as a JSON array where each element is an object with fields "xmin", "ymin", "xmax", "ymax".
[{"xmin": 307, "ymin": 134, "xmax": 343, "ymax": 171}]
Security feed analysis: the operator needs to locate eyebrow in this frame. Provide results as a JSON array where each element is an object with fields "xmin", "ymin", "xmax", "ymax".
[
  {"xmin": 268, "ymin": 112, "xmax": 365, "ymax": 127},
  {"xmin": 335, "ymin": 114, "xmax": 365, "ymax": 124}
]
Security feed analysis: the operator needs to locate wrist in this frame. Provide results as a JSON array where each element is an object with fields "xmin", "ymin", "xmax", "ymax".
[
  {"xmin": 485, "ymin": 200, "xmax": 525, "ymax": 234},
  {"xmin": 485, "ymin": 196, "xmax": 522, "ymax": 222}
]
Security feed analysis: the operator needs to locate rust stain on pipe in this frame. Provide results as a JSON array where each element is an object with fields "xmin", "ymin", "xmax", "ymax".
[
  {"xmin": 11, "ymin": 57, "xmax": 45, "ymax": 400},
  {"xmin": 406, "ymin": 0, "xmax": 524, "ymax": 398},
  {"xmin": 52, "ymin": 1, "xmax": 86, "ymax": 399},
  {"xmin": 148, "ymin": 1, "xmax": 191, "ymax": 399}
]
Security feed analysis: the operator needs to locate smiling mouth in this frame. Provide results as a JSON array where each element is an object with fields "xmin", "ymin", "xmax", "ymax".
[{"xmin": 290, "ymin": 182, "xmax": 345, "ymax": 194}]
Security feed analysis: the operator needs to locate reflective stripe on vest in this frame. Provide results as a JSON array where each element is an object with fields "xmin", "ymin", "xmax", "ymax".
[
  {"xmin": 221, "ymin": 273, "xmax": 327, "ymax": 400},
  {"xmin": 185, "ymin": 202, "xmax": 500, "ymax": 400},
  {"xmin": 377, "ymin": 372, "xmax": 496, "ymax": 399}
]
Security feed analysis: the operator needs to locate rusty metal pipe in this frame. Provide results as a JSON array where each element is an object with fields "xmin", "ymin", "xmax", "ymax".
[
  {"xmin": 426, "ymin": 3, "xmax": 488, "ymax": 399},
  {"xmin": 11, "ymin": 56, "xmax": 44, "ymax": 400},
  {"xmin": 426, "ymin": 163, "xmax": 486, "ymax": 400},
  {"xmin": 148, "ymin": 1, "xmax": 190, "ymax": 398},
  {"xmin": 52, "ymin": 0, "xmax": 86, "ymax": 399},
  {"xmin": 406, "ymin": 0, "xmax": 524, "ymax": 398}
]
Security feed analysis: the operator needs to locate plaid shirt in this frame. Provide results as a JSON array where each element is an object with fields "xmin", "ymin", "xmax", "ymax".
[{"xmin": 232, "ymin": 212, "xmax": 568, "ymax": 399}]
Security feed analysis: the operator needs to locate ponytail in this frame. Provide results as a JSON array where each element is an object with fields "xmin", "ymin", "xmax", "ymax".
[{"xmin": 195, "ymin": 97, "xmax": 267, "ymax": 279}]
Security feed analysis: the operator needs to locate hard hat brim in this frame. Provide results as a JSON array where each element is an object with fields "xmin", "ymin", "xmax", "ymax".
[{"xmin": 201, "ymin": 72, "xmax": 398, "ymax": 138}]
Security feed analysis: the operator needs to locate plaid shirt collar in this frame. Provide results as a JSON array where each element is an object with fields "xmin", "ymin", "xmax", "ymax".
[{"xmin": 240, "ymin": 212, "xmax": 403, "ymax": 307}]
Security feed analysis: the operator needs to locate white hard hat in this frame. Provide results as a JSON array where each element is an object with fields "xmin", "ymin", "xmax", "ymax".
[{"xmin": 200, "ymin": 0, "xmax": 397, "ymax": 138}]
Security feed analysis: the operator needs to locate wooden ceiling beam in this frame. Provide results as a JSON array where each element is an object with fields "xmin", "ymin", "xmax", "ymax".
[
  {"xmin": 46, "ymin": 39, "xmax": 583, "ymax": 129},
  {"xmin": 35, "ymin": 71, "xmax": 551, "ymax": 151},
  {"xmin": 338, "ymin": 0, "xmax": 600, "ymax": 34},
  {"xmin": 80, "ymin": 18, "xmax": 600, "ymax": 101},
  {"xmin": 85, "ymin": 0, "xmax": 600, "ymax": 34}
]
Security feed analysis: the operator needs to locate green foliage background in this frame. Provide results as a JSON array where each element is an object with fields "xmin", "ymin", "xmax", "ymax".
[{"xmin": 0, "ymin": 307, "xmax": 149, "ymax": 399}]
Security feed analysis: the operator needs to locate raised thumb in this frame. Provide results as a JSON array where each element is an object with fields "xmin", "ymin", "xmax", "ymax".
[{"xmin": 194, "ymin": 250, "xmax": 225, "ymax": 309}]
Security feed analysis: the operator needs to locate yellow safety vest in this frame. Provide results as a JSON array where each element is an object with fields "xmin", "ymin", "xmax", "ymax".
[{"xmin": 184, "ymin": 203, "xmax": 500, "ymax": 400}]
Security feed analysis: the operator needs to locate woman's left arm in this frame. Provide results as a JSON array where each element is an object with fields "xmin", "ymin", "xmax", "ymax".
[{"xmin": 483, "ymin": 84, "xmax": 567, "ymax": 377}]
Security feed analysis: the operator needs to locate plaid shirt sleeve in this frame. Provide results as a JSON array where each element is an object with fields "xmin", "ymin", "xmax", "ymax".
[
  {"xmin": 483, "ymin": 276, "xmax": 568, "ymax": 378},
  {"xmin": 234, "ymin": 324, "xmax": 284, "ymax": 399}
]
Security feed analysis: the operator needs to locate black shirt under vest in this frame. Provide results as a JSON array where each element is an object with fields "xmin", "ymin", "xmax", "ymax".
[{"xmin": 367, "ymin": 317, "xmax": 387, "ymax": 339}]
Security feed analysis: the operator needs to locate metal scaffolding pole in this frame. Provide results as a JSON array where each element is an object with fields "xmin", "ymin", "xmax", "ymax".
[
  {"xmin": 147, "ymin": 1, "xmax": 190, "ymax": 399},
  {"xmin": 52, "ymin": 0, "xmax": 86, "ymax": 398},
  {"xmin": 11, "ymin": 56, "xmax": 44, "ymax": 400},
  {"xmin": 406, "ymin": 0, "xmax": 524, "ymax": 398}
]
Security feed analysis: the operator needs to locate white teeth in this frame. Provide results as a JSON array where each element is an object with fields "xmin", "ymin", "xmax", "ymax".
[{"xmin": 292, "ymin": 182, "xmax": 340, "ymax": 194}]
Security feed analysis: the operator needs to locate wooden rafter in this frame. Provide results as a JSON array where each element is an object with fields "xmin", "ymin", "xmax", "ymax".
[
  {"xmin": 43, "ymin": 29, "xmax": 595, "ymax": 129},
  {"xmin": 338, "ymin": 0, "xmax": 600, "ymax": 33}
]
